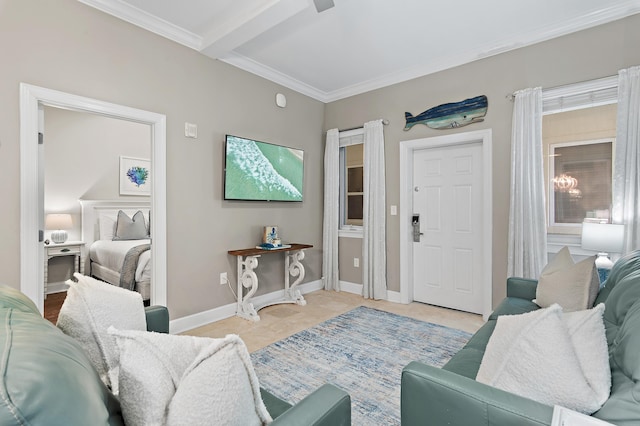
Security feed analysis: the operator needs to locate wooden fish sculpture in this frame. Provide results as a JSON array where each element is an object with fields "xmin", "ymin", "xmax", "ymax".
[{"xmin": 404, "ymin": 95, "xmax": 488, "ymax": 131}]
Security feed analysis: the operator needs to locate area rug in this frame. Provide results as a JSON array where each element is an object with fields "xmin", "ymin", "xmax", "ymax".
[{"xmin": 250, "ymin": 306, "xmax": 472, "ymax": 425}]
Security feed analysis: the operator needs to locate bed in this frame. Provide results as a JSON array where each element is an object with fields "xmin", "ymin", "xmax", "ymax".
[{"xmin": 80, "ymin": 200, "xmax": 152, "ymax": 301}]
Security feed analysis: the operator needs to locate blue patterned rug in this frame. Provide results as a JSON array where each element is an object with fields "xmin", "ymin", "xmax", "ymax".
[{"xmin": 250, "ymin": 306, "xmax": 471, "ymax": 425}]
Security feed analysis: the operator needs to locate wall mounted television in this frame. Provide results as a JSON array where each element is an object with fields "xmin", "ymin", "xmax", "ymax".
[{"xmin": 224, "ymin": 135, "xmax": 304, "ymax": 202}]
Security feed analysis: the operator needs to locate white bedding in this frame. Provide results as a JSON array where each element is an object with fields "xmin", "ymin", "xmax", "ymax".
[{"xmin": 90, "ymin": 239, "xmax": 151, "ymax": 283}]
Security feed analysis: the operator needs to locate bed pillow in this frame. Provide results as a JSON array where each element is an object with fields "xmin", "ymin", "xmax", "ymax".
[
  {"xmin": 476, "ymin": 304, "xmax": 607, "ymax": 414},
  {"xmin": 108, "ymin": 329, "xmax": 272, "ymax": 426},
  {"xmin": 113, "ymin": 210, "xmax": 148, "ymax": 241},
  {"xmin": 535, "ymin": 246, "xmax": 599, "ymax": 312},
  {"xmin": 99, "ymin": 214, "xmax": 117, "ymax": 240},
  {"xmin": 56, "ymin": 273, "xmax": 146, "ymax": 392}
]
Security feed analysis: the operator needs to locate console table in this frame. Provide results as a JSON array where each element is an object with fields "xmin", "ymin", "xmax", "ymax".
[{"xmin": 228, "ymin": 243, "xmax": 312, "ymax": 321}]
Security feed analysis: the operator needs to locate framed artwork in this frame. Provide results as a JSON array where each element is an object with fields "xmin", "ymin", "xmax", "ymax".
[{"xmin": 119, "ymin": 156, "xmax": 151, "ymax": 196}]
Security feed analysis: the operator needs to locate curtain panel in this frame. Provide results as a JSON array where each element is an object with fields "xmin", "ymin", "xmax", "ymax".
[
  {"xmin": 613, "ymin": 65, "xmax": 640, "ymax": 253},
  {"xmin": 362, "ymin": 120, "xmax": 387, "ymax": 299},
  {"xmin": 507, "ymin": 87, "xmax": 548, "ymax": 278},
  {"xmin": 322, "ymin": 129, "xmax": 340, "ymax": 291}
]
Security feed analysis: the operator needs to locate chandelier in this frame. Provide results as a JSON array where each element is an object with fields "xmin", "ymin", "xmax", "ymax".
[{"xmin": 553, "ymin": 173, "xmax": 578, "ymax": 192}]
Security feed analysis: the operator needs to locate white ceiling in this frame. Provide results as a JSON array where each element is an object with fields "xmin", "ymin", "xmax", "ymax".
[{"xmin": 79, "ymin": 0, "xmax": 640, "ymax": 103}]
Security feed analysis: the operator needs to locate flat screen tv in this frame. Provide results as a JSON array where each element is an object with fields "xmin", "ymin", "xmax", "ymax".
[{"xmin": 224, "ymin": 135, "xmax": 304, "ymax": 202}]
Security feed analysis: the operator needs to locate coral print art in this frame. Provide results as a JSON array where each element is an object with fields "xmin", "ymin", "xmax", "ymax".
[
  {"xmin": 127, "ymin": 166, "xmax": 148, "ymax": 187},
  {"xmin": 119, "ymin": 156, "xmax": 151, "ymax": 196}
]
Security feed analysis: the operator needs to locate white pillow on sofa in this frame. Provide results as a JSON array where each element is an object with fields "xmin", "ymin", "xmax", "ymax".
[
  {"xmin": 56, "ymin": 273, "xmax": 146, "ymax": 392},
  {"xmin": 535, "ymin": 246, "xmax": 599, "ymax": 312},
  {"xmin": 108, "ymin": 328, "xmax": 272, "ymax": 426},
  {"xmin": 476, "ymin": 304, "xmax": 609, "ymax": 414}
]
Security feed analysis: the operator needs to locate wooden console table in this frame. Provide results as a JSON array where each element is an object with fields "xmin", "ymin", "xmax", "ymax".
[{"xmin": 228, "ymin": 243, "xmax": 312, "ymax": 321}]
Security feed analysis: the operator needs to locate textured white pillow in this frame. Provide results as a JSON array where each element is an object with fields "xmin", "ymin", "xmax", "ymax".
[
  {"xmin": 56, "ymin": 273, "xmax": 146, "ymax": 392},
  {"xmin": 563, "ymin": 303, "xmax": 611, "ymax": 406},
  {"xmin": 535, "ymin": 246, "xmax": 599, "ymax": 312},
  {"xmin": 108, "ymin": 329, "xmax": 272, "ymax": 426},
  {"xmin": 99, "ymin": 214, "xmax": 117, "ymax": 240},
  {"xmin": 476, "ymin": 304, "xmax": 605, "ymax": 414}
]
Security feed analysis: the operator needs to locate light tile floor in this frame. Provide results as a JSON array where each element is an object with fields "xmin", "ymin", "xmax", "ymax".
[{"xmin": 183, "ymin": 290, "xmax": 486, "ymax": 353}]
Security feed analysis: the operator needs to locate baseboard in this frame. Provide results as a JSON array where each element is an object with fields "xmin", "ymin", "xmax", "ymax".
[
  {"xmin": 386, "ymin": 290, "xmax": 403, "ymax": 303},
  {"xmin": 46, "ymin": 281, "xmax": 69, "ymax": 295},
  {"xmin": 169, "ymin": 279, "xmax": 324, "ymax": 334},
  {"xmin": 339, "ymin": 280, "xmax": 363, "ymax": 295},
  {"xmin": 340, "ymin": 281, "xmax": 404, "ymax": 304}
]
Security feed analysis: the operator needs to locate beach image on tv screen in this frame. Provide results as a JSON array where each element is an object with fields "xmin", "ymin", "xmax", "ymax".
[{"xmin": 225, "ymin": 135, "xmax": 304, "ymax": 201}]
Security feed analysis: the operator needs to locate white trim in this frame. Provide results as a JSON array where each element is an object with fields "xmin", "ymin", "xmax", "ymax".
[
  {"xmin": 339, "ymin": 280, "xmax": 363, "ymax": 296},
  {"xmin": 20, "ymin": 83, "xmax": 167, "ymax": 313},
  {"xmin": 169, "ymin": 279, "xmax": 323, "ymax": 334},
  {"xmin": 399, "ymin": 129, "xmax": 493, "ymax": 319},
  {"xmin": 77, "ymin": 0, "xmax": 202, "ymax": 50},
  {"xmin": 338, "ymin": 228, "xmax": 363, "ymax": 238},
  {"xmin": 543, "ymin": 75, "xmax": 618, "ymax": 114},
  {"xmin": 386, "ymin": 290, "xmax": 403, "ymax": 304}
]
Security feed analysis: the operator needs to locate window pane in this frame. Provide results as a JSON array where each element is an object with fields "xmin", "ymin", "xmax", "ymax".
[
  {"xmin": 553, "ymin": 142, "xmax": 612, "ymax": 224},
  {"xmin": 347, "ymin": 195, "xmax": 363, "ymax": 221},
  {"xmin": 348, "ymin": 167, "xmax": 363, "ymax": 192}
]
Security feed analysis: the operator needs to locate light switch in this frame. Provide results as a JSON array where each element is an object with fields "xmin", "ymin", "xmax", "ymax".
[
  {"xmin": 390, "ymin": 205, "xmax": 397, "ymax": 215},
  {"xmin": 185, "ymin": 122, "xmax": 198, "ymax": 138}
]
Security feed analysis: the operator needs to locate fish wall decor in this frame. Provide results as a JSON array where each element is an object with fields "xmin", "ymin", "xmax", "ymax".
[{"xmin": 404, "ymin": 95, "xmax": 488, "ymax": 131}]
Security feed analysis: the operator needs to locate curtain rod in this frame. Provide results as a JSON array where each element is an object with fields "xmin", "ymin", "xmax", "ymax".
[
  {"xmin": 506, "ymin": 74, "xmax": 617, "ymax": 101},
  {"xmin": 338, "ymin": 119, "xmax": 389, "ymax": 133}
]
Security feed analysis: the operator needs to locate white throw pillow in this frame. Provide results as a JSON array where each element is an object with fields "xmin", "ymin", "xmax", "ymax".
[
  {"xmin": 56, "ymin": 273, "xmax": 146, "ymax": 392},
  {"xmin": 563, "ymin": 303, "xmax": 611, "ymax": 406},
  {"xmin": 108, "ymin": 329, "xmax": 272, "ymax": 426},
  {"xmin": 476, "ymin": 304, "xmax": 605, "ymax": 414},
  {"xmin": 535, "ymin": 246, "xmax": 599, "ymax": 312}
]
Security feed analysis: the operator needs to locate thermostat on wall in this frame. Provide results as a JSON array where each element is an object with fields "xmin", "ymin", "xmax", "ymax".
[{"xmin": 275, "ymin": 93, "xmax": 287, "ymax": 108}]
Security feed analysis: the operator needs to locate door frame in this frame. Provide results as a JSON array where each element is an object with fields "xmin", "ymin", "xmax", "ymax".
[
  {"xmin": 20, "ymin": 83, "xmax": 167, "ymax": 313},
  {"xmin": 399, "ymin": 129, "xmax": 492, "ymax": 319}
]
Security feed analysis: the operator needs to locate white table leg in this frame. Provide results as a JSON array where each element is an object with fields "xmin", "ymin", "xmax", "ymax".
[
  {"xmin": 236, "ymin": 255, "xmax": 261, "ymax": 321},
  {"xmin": 284, "ymin": 249, "xmax": 307, "ymax": 305}
]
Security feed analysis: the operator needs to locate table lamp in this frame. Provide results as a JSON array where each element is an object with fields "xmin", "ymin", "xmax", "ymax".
[
  {"xmin": 581, "ymin": 222, "xmax": 624, "ymax": 283},
  {"xmin": 45, "ymin": 213, "xmax": 72, "ymax": 244}
]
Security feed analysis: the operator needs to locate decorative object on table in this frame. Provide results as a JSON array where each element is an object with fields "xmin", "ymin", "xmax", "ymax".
[
  {"xmin": 581, "ymin": 222, "xmax": 625, "ymax": 284},
  {"xmin": 404, "ymin": 95, "xmax": 488, "ymax": 131},
  {"xmin": 119, "ymin": 156, "xmax": 151, "ymax": 196},
  {"xmin": 45, "ymin": 213, "xmax": 72, "ymax": 244},
  {"xmin": 263, "ymin": 226, "xmax": 279, "ymax": 244},
  {"xmin": 251, "ymin": 306, "xmax": 470, "ymax": 425}
]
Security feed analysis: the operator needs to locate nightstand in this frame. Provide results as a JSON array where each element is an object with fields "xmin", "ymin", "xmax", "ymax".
[{"xmin": 44, "ymin": 241, "xmax": 85, "ymax": 295}]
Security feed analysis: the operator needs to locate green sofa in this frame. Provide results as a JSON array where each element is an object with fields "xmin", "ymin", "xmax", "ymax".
[
  {"xmin": 0, "ymin": 285, "xmax": 351, "ymax": 425},
  {"xmin": 402, "ymin": 250, "xmax": 640, "ymax": 426}
]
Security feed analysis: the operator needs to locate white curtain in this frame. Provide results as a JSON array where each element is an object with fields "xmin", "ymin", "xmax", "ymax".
[
  {"xmin": 362, "ymin": 120, "xmax": 387, "ymax": 299},
  {"xmin": 507, "ymin": 87, "xmax": 548, "ymax": 278},
  {"xmin": 322, "ymin": 129, "xmax": 340, "ymax": 291},
  {"xmin": 613, "ymin": 65, "xmax": 640, "ymax": 253}
]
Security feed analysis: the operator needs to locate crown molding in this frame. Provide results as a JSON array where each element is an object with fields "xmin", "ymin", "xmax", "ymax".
[
  {"xmin": 219, "ymin": 52, "xmax": 331, "ymax": 102},
  {"xmin": 78, "ymin": 0, "xmax": 203, "ymax": 49}
]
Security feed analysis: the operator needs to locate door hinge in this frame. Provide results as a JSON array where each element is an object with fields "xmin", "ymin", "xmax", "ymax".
[
  {"xmin": 39, "ymin": 230, "xmax": 44, "ymax": 242},
  {"xmin": 38, "ymin": 132, "xmax": 43, "ymax": 145}
]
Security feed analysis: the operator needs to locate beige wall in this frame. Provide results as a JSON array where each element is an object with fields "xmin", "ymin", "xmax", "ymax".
[
  {"xmin": 0, "ymin": 0, "xmax": 325, "ymax": 319},
  {"xmin": 325, "ymin": 15, "xmax": 640, "ymax": 307}
]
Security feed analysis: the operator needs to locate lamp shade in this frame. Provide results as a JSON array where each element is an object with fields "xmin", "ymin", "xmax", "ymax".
[
  {"xmin": 45, "ymin": 214, "xmax": 72, "ymax": 244},
  {"xmin": 45, "ymin": 214, "xmax": 72, "ymax": 230},
  {"xmin": 581, "ymin": 222, "xmax": 624, "ymax": 253}
]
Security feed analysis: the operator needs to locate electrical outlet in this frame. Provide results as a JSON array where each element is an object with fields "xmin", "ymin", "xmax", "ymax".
[
  {"xmin": 354, "ymin": 258, "xmax": 359, "ymax": 268},
  {"xmin": 220, "ymin": 272, "xmax": 227, "ymax": 285}
]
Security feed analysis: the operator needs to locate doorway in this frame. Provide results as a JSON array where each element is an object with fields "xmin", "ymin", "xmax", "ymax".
[
  {"xmin": 399, "ymin": 129, "xmax": 493, "ymax": 319},
  {"xmin": 20, "ymin": 84, "xmax": 167, "ymax": 313},
  {"xmin": 412, "ymin": 143, "xmax": 484, "ymax": 313}
]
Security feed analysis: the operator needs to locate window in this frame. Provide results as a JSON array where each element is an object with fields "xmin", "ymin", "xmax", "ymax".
[
  {"xmin": 542, "ymin": 77, "xmax": 618, "ymax": 235},
  {"xmin": 549, "ymin": 139, "xmax": 614, "ymax": 227},
  {"xmin": 339, "ymin": 129, "xmax": 364, "ymax": 232}
]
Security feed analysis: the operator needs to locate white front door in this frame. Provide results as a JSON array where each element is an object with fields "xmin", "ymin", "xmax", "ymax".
[{"xmin": 412, "ymin": 143, "xmax": 484, "ymax": 314}]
